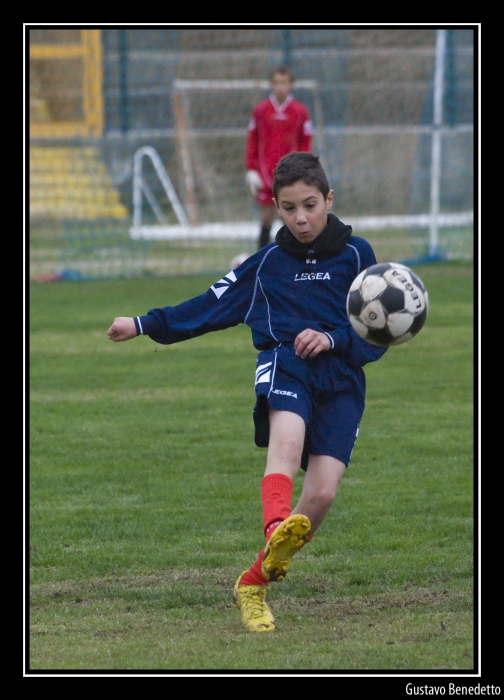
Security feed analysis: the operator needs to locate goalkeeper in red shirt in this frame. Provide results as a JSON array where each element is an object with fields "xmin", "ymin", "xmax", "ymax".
[{"xmin": 245, "ymin": 65, "xmax": 313, "ymax": 249}]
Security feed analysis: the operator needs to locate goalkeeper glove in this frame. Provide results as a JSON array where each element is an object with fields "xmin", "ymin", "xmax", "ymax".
[{"xmin": 246, "ymin": 170, "xmax": 264, "ymax": 196}]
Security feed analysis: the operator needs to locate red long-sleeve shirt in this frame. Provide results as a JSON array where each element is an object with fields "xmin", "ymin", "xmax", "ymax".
[{"xmin": 245, "ymin": 94, "xmax": 313, "ymax": 190}]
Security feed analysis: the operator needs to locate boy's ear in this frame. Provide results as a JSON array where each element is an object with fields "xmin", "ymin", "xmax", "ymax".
[{"xmin": 326, "ymin": 189, "xmax": 334, "ymax": 209}]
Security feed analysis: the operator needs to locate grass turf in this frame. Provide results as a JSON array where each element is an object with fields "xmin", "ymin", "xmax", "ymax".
[{"xmin": 27, "ymin": 262, "xmax": 475, "ymax": 673}]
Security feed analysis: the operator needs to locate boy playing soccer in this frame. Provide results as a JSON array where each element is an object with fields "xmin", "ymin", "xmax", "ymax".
[{"xmin": 107, "ymin": 152, "xmax": 387, "ymax": 632}]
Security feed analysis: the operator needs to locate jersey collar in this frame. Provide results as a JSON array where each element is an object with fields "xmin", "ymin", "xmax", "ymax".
[{"xmin": 269, "ymin": 93, "xmax": 294, "ymax": 113}]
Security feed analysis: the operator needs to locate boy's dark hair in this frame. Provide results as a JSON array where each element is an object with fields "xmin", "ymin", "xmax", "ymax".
[
  {"xmin": 269, "ymin": 65, "xmax": 295, "ymax": 82},
  {"xmin": 273, "ymin": 152, "xmax": 330, "ymax": 201}
]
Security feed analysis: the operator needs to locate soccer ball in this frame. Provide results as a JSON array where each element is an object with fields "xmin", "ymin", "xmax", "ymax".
[{"xmin": 346, "ymin": 262, "xmax": 429, "ymax": 347}]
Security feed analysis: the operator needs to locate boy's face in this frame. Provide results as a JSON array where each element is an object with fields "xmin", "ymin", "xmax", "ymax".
[
  {"xmin": 276, "ymin": 181, "xmax": 334, "ymax": 245},
  {"xmin": 270, "ymin": 73, "xmax": 293, "ymax": 103}
]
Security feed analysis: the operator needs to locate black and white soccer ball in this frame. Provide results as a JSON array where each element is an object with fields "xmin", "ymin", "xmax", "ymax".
[{"xmin": 346, "ymin": 262, "xmax": 429, "ymax": 347}]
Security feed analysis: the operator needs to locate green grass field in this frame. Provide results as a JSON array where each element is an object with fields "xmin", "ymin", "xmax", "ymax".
[{"xmin": 28, "ymin": 262, "xmax": 475, "ymax": 674}]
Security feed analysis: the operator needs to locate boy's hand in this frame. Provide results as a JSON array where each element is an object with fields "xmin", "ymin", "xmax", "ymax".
[
  {"xmin": 294, "ymin": 329, "xmax": 331, "ymax": 359},
  {"xmin": 107, "ymin": 317, "xmax": 137, "ymax": 342}
]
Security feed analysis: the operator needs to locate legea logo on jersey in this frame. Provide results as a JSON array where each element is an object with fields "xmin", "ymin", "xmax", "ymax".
[
  {"xmin": 294, "ymin": 272, "xmax": 331, "ymax": 281},
  {"xmin": 271, "ymin": 388, "xmax": 298, "ymax": 398},
  {"xmin": 210, "ymin": 270, "xmax": 237, "ymax": 299}
]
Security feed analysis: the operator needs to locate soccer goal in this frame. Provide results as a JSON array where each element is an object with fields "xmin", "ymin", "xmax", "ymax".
[{"xmin": 129, "ymin": 31, "xmax": 473, "ymax": 266}]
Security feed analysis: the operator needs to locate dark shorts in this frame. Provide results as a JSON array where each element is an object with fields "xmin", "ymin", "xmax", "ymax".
[{"xmin": 253, "ymin": 345, "xmax": 365, "ymax": 470}]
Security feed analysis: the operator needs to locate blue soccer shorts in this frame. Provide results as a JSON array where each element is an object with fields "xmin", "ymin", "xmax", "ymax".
[{"xmin": 253, "ymin": 344, "xmax": 365, "ymax": 470}]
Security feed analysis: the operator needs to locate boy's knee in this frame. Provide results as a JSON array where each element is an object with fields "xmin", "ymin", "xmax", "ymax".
[
  {"xmin": 308, "ymin": 485, "xmax": 337, "ymax": 511},
  {"xmin": 321, "ymin": 488, "xmax": 337, "ymax": 510}
]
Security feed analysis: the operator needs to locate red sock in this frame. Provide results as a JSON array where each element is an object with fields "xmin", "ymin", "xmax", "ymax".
[
  {"xmin": 261, "ymin": 473, "xmax": 293, "ymax": 537},
  {"xmin": 240, "ymin": 533, "xmax": 314, "ymax": 587},
  {"xmin": 240, "ymin": 549, "xmax": 269, "ymax": 586},
  {"xmin": 239, "ymin": 474, "xmax": 297, "ymax": 588},
  {"xmin": 265, "ymin": 519, "xmax": 283, "ymax": 541}
]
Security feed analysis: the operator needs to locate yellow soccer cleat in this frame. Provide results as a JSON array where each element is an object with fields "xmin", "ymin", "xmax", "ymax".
[
  {"xmin": 261, "ymin": 514, "xmax": 311, "ymax": 582},
  {"xmin": 233, "ymin": 572, "xmax": 276, "ymax": 632}
]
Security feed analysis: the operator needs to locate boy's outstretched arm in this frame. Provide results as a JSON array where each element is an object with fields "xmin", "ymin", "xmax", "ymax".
[{"xmin": 107, "ymin": 317, "xmax": 137, "ymax": 342}]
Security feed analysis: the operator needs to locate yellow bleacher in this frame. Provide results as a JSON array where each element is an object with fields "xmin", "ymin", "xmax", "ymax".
[{"xmin": 30, "ymin": 146, "xmax": 129, "ymax": 221}]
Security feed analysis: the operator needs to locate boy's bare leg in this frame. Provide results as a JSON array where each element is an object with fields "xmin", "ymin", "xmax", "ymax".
[
  {"xmin": 264, "ymin": 408, "xmax": 305, "ymax": 480},
  {"xmin": 258, "ymin": 203, "xmax": 276, "ymax": 249},
  {"xmin": 234, "ymin": 409, "xmax": 307, "ymax": 627},
  {"xmin": 291, "ymin": 454, "xmax": 346, "ymax": 535},
  {"xmin": 261, "ymin": 203, "xmax": 276, "ymax": 226}
]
